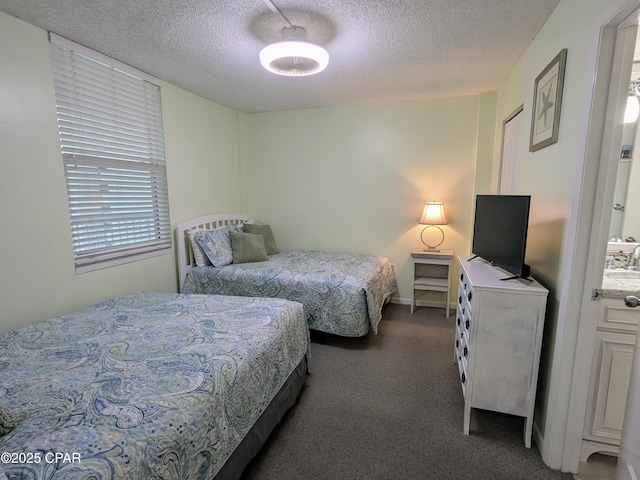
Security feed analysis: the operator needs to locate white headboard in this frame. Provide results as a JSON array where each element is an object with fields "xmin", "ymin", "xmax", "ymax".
[{"xmin": 175, "ymin": 213, "xmax": 252, "ymax": 291}]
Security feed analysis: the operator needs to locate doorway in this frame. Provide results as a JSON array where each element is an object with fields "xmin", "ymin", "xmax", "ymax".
[{"xmin": 563, "ymin": 2, "xmax": 640, "ymax": 475}]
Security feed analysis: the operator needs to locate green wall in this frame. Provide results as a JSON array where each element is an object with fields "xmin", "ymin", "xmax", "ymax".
[
  {"xmin": 492, "ymin": 0, "xmax": 625, "ymax": 459},
  {"xmin": 0, "ymin": 9, "xmax": 495, "ymax": 334},
  {"xmin": 0, "ymin": 12, "xmax": 243, "ymax": 332},
  {"xmin": 243, "ymin": 97, "xmax": 494, "ymax": 301},
  {"xmin": 0, "ymin": 0, "xmax": 622, "ymax": 468}
]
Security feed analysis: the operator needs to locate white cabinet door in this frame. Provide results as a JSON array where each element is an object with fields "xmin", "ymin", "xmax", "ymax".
[
  {"xmin": 584, "ymin": 331, "xmax": 635, "ymax": 445},
  {"xmin": 618, "ymin": 327, "xmax": 640, "ymax": 480}
]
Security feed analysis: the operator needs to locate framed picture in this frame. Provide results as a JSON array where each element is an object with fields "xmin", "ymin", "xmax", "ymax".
[{"xmin": 529, "ymin": 49, "xmax": 567, "ymax": 152}]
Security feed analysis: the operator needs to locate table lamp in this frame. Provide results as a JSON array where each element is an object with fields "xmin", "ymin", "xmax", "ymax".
[{"xmin": 419, "ymin": 202, "xmax": 447, "ymax": 251}]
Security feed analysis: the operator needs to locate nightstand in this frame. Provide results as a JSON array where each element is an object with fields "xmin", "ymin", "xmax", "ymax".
[{"xmin": 411, "ymin": 249, "xmax": 453, "ymax": 316}]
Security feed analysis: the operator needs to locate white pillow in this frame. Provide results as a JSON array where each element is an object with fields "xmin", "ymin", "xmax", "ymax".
[
  {"xmin": 188, "ymin": 229, "xmax": 212, "ymax": 267},
  {"xmin": 194, "ymin": 224, "xmax": 244, "ymax": 267}
]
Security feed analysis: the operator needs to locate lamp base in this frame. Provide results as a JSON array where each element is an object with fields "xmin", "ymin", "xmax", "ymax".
[{"xmin": 420, "ymin": 225, "xmax": 445, "ymax": 250}]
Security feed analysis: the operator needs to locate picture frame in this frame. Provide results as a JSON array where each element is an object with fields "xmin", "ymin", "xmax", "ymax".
[{"xmin": 529, "ymin": 49, "xmax": 567, "ymax": 152}]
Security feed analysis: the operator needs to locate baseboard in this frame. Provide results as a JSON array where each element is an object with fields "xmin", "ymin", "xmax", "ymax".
[{"xmin": 533, "ymin": 419, "xmax": 544, "ymax": 458}]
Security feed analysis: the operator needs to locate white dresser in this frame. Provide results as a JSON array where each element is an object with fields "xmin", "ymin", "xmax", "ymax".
[{"xmin": 454, "ymin": 255, "xmax": 549, "ymax": 448}]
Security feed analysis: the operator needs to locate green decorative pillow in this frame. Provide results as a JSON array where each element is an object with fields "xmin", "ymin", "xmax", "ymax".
[
  {"xmin": 243, "ymin": 223, "xmax": 278, "ymax": 254},
  {"xmin": 230, "ymin": 231, "xmax": 268, "ymax": 264}
]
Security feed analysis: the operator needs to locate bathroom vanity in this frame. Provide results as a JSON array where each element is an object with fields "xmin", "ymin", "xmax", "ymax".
[{"xmin": 581, "ymin": 243, "xmax": 640, "ymax": 461}]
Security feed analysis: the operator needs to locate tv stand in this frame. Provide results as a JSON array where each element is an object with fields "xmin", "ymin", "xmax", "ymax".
[{"xmin": 500, "ymin": 275, "xmax": 533, "ymax": 282}]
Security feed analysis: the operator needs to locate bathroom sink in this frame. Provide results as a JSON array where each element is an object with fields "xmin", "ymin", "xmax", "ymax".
[{"xmin": 604, "ymin": 269, "xmax": 640, "ymax": 279}]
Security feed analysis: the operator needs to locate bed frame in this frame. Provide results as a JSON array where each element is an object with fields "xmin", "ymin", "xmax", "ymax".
[{"xmin": 176, "ymin": 213, "xmax": 252, "ymax": 290}]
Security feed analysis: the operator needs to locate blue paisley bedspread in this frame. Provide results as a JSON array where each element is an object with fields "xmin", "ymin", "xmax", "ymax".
[
  {"xmin": 182, "ymin": 249, "xmax": 398, "ymax": 337},
  {"xmin": 0, "ymin": 292, "xmax": 309, "ymax": 480}
]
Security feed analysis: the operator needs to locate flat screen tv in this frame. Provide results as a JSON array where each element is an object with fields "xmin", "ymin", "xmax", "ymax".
[{"xmin": 471, "ymin": 194, "xmax": 531, "ymax": 280}]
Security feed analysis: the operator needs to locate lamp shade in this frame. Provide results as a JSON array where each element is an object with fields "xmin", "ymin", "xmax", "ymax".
[{"xmin": 419, "ymin": 202, "xmax": 447, "ymax": 225}]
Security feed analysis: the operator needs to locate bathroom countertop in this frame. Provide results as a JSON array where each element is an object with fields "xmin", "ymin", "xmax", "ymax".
[{"xmin": 602, "ymin": 269, "xmax": 640, "ymax": 298}]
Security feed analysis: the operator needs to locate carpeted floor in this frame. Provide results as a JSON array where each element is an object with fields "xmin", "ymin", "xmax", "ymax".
[{"xmin": 242, "ymin": 303, "xmax": 574, "ymax": 480}]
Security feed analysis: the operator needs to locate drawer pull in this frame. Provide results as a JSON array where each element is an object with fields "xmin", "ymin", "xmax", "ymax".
[{"xmin": 625, "ymin": 296, "xmax": 639, "ymax": 308}]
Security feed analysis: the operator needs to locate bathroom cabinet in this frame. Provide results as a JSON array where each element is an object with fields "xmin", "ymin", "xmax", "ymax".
[{"xmin": 581, "ymin": 296, "xmax": 639, "ymax": 460}]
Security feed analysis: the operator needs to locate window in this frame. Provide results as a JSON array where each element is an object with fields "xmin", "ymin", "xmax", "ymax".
[{"xmin": 49, "ymin": 34, "xmax": 171, "ymax": 273}]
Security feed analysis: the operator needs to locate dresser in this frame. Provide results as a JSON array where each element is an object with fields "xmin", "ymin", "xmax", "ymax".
[{"xmin": 454, "ymin": 255, "xmax": 549, "ymax": 448}]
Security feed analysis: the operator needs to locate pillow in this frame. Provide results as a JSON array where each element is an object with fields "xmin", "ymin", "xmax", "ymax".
[
  {"xmin": 188, "ymin": 229, "xmax": 212, "ymax": 267},
  {"xmin": 0, "ymin": 401, "xmax": 25, "ymax": 436},
  {"xmin": 230, "ymin": 231, "xmax": 268, "ymax": 264},
  {"xmin": 194, "ymin": 225, "xmax": 242, "ymax": 267},
  {"xmin": 243, "ymin": 223, "xmax": 278, "ymax": 254}
]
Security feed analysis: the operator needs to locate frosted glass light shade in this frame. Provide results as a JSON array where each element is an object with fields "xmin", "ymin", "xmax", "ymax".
[
  {"xmin": 260, "ymin": 41, "xmax": 329, "ymax": 76},
  {"xmin": 625, "ymin": 95, "xmax": 639, "ymax": 124}
]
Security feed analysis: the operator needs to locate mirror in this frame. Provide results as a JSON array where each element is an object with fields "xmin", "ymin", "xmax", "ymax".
[
  {"xmin": 610, "ymin": 37, "xmax": 640, "ymax": 242},
  {"xmin": 610, "ymin": 120, "xmax": 639, "ymax": 240}
]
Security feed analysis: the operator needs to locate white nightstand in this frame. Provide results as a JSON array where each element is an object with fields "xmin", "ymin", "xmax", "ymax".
[{"xmin": 411, "ymin": 249, "xmax": 453, "ymax": 316}]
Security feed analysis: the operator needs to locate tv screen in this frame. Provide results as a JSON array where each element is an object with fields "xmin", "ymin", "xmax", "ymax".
[{"xmin": 471, "ymin": 194, "xmax": 531, "ymax": 279}]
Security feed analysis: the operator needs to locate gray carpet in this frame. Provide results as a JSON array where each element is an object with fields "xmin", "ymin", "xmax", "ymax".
[{"xmin": 242, "ymin": 303, "xmax": 574, "ymax": 480}]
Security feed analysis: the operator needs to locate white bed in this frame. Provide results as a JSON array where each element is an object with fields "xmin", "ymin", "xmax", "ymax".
[
  {"xmin": 176, "ymin": 214, "xmax": 397, "ymax": 337},
  {"xmin": 176, "ymin": 213, "xmax": 253, "ymax": 289}
]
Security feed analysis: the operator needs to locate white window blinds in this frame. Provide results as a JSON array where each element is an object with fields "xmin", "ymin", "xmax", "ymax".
[{"xmin": 49, "ymin": 34, "xmax": 171, "ymax": 273}]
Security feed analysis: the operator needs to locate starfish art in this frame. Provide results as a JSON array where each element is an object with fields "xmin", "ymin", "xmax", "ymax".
[{"xmin": 537, "ymin": 83, "xmax": 554, "ymax": 127}]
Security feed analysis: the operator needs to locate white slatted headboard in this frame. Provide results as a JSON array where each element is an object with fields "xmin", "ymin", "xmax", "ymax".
[{"xmin": 176, "ymin": 213, "xmax": 252, "ymax": 291}]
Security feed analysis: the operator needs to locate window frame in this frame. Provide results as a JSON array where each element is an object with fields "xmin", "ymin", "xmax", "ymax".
[{"xmin": 49, "ymin": 33, "xmax": 171, "ymax": 273}]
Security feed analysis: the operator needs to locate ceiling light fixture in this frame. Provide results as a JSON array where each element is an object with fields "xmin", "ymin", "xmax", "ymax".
[{"xmin": 260, "ymin": 0, "xmax": 329, "ymax": 76}]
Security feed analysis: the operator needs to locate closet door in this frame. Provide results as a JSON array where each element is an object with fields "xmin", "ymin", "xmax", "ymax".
[{"xmin": 499, "ymin": 107, "xmax": 524, "ymax": 195}]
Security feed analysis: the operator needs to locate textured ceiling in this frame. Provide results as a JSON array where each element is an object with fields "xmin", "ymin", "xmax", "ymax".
[{"xmin": 0, "ymin": 0, "xmax": 561, "ymax": 113}]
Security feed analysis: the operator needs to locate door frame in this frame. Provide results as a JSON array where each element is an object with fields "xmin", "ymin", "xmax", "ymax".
[{"xmin": 555, "ymin": 1, "xmax": 639, "ymax": 472}]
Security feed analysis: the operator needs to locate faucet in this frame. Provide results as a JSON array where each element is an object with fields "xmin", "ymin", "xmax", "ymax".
[{"xmin": 628, "ymin": 245, "xmax": 640, "ymax": 270}]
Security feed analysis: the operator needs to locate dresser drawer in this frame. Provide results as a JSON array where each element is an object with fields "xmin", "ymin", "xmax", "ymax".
[
  {"xmin": 454, "ymin": 322, "xmax": 468, "ymax": 397},
  {"xmin": 458, "ymin": 267, "xmax": 475, "ymax": 311},
  {"xmin": 598, "ymin": 298, "xmax": 639, "ymax": 333},
  {"xmin": 456, "ymin": 296, "xmax": 473, "ymax": 341}
]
